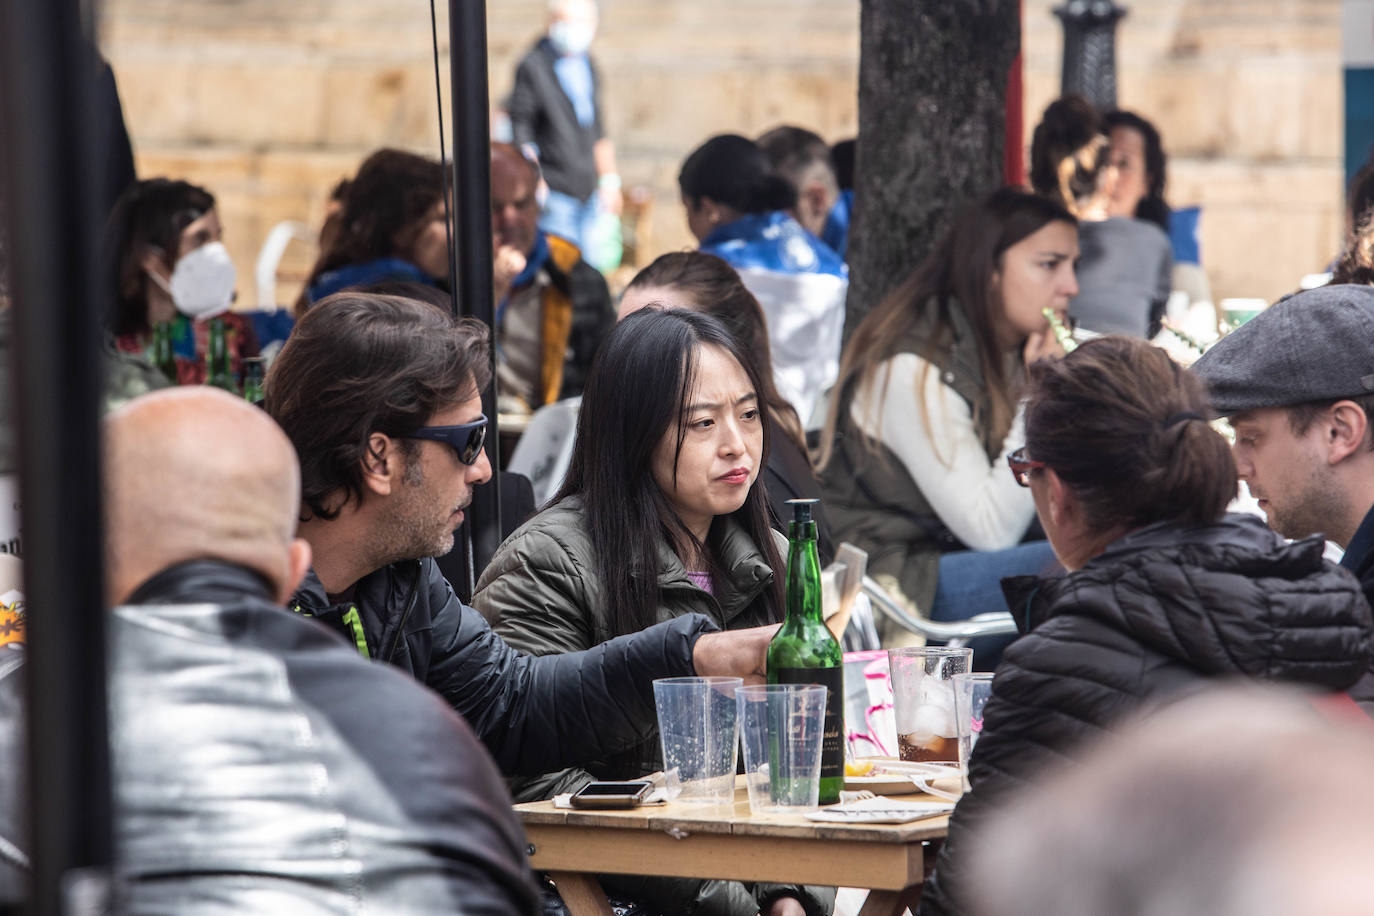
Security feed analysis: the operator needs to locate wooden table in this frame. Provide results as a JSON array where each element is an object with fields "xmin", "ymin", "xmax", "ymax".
[{"xmin": 515, "ymin": 781, "xmax": 951, "ymax": 916}]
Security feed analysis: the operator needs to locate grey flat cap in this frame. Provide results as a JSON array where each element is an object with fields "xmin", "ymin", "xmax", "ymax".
[{"xmin": 1190, "ymin": 284, "xmax": 1374, "ymax": 415}]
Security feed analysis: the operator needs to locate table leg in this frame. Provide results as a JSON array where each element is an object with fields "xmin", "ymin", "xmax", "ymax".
[
  {"xmin": 548, "ymin": 871, "xmax": 614, "ymax": 916},
  {"xmin": 856, "ymin": 885, "xmax": 922, "ymax": 916}
]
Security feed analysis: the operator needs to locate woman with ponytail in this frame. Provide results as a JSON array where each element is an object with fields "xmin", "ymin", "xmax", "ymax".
[
  {"xmin": 679, "ymin": 134, "xmax": 848, "ymax": 426},
  {"xmin": 1030, "ymin": 96, "xmax": 1173, "ymax": 339},
  {"xmin": 919, "ymin": 335, "xmax": 1374, "ymax": 916}
]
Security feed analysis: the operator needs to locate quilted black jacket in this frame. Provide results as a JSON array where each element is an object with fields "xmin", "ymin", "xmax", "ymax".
[{"xmin": 919, "ymin": 513, "xmax": 1374, "ymax": 916}]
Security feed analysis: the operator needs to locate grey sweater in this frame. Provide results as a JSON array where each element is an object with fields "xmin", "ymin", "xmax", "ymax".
[{"xmin": 1070, "ymin": 217, "xmax": 1173, "ymax": 338}]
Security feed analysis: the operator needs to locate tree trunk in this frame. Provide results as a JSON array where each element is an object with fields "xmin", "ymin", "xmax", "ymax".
[{"xmin": 844, "ymin": 0, "xmax": 1020, "ymax": 338}]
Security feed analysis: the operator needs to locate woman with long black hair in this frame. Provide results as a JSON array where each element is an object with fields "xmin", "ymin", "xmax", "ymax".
[
  {"xmin": 619, "ymin": 250, "xmax": 837, "ymax": 563},
  {"xmin": 473, "ymin": 307, "xmax": 829, "ymax": 916}
]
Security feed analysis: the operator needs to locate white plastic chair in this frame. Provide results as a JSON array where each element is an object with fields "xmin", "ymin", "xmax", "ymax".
[
  {"xmin": 254, "ymin": 220, "xmax": 314, "ymax": 309},
  {"xmin": 506, "ymin": 397, "xmax": 580, "ymax": 510}
]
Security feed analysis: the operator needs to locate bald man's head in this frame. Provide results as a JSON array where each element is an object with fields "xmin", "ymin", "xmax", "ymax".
[{"xmin": 104, "ymin": 388, "xmax": 310, "ymax": 606}]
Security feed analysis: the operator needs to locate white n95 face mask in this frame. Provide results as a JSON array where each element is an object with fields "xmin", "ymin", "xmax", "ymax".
[
  {"xmin": 148, "ymin": 241, "xmax": 236, "ymax": 320},
  {"xmin": 549, "ymin": 20, "xmax": 595, "ymax": 56}
]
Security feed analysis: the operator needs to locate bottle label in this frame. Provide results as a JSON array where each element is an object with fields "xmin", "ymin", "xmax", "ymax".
[{"xmin": 771, "ymin": 666, "xmax": 844, "ymax": 782}]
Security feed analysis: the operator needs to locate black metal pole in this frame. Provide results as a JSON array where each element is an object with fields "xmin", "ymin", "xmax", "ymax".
[
  {"xmin": 0, "ymin": 0, "xmax": 113, "ymax": 912},
  {"xmin": 447, "ymin": 0, "xmax": 503, "ymax": 586},
  {"xmin": 1054, "ymin": 0, "xmax": 1128, "ymax": 111}
]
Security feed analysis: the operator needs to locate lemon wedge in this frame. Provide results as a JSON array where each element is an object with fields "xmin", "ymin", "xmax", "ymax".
[{"xmin": 844, "ymin": 759, "xmax": 874, "ymax": 777}]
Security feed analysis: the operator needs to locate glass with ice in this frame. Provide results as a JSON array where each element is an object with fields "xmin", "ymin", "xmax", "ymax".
[{"xmin": 886, "ymin": 647, "xmax": 973, "ymax": 765}]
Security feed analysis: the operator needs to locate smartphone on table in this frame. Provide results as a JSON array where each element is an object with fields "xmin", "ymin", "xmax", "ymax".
[{"xmin": 569, "ymin": 780, "xmax": 654, "ymax": 809}]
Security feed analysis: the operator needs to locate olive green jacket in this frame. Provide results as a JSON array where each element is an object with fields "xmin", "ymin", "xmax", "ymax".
[
  {"xmin": 475, "ymin": 496, "xmax": 781, "ymax": 796},
  {"xmin": 819, "ymin": 297, "xmax": 998, "ymax": 617},
  {"xmin": 476, "ymin": 496, "xmax": 781, "ymax": 667}
]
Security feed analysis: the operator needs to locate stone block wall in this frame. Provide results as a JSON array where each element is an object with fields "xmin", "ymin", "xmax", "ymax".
[{"xmin": 101, "ymin": 0, "xmax": 1344, "ymax": 307}]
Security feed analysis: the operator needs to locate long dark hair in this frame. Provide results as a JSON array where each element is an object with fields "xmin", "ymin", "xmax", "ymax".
[
  {"xmin": 1025, "ymin": 336, "xmax": 1235, "ymax": 532},
  {"xmin": 678, "ymin": 134, "xmax": 797, "ymax": 215},
  {"xmin": 819, "ymin": 187, "xmax": 1077, "ymax": 469},
  {"xmin": 555, "ymin": 307, "xmax": 785, "ymax": 637},
  {"xmin": 624, "ymin": 251, "xmax": 806, "ymax": 453},
  {"xmin": 1103, "ymin": 109, "xmax": 1171, "ymax": 231},
  {"xmin": 105, "ymin": 178, "xmax": 216, "ymax": 337}
]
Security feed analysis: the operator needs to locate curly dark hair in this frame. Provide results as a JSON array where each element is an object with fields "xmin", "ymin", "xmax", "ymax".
[
  {"xmin": 264, "ymin": 291, "xmax": 490, "ymax": 520},
  {"xmin": 305, "ymin": 149, "xmax": 445, "ymax": 291},
  {"xmin": 1332, "ymin": 156, "xmax": 1374, "ymax": 287}
]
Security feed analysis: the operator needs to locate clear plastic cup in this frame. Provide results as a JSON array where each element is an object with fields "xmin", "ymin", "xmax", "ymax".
[
  {"xmin": 887, "ymin": 646, "xmax": 973, "ymax": 765},
  {"xmin": 736, "ymin": 683, "xmax": 828, "ymax": 814},
  {"xmin": 953, "ymin": 672, "xmax": 995, "ymax": 790},
  {"xmin": 653, "ymin": 676, "xmax": 742, "ymax": 806}
]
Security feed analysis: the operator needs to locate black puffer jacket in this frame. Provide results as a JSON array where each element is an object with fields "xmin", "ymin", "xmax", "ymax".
[
  {"xmin": 292, "ymin": 557, "xmax": 714, "ymax": 777},
  {"xmin": 919, "ymin": 514, "xmax": 1374, "ymax": 916}
]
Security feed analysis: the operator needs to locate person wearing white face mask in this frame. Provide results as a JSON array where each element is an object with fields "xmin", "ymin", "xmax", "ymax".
[
  {"xmin": 508, "ymin": 0, "xmax": 622, "ymax": 273},
  {"xmin": 106, "ymin": 178, "xmax": 258, "ymax": 394}
]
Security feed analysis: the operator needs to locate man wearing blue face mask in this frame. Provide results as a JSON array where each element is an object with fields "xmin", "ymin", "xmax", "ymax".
[
  {"xmin": 508, "ymin": 0, "xmax": 621, "ymax": 273},
  {"xmin": 106, "ymin": 178, "xmax": 259, "ymax": 399}
]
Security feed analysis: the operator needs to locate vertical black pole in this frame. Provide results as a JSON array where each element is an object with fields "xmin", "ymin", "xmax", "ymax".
[
  {"xmin": 1054, "ymin": 0, "xmax": 1128, "ymax": 111},
  {"xmin": 0, "ymin": 1, "xmax": 113, "ymax": 913},
  {"xmin": 448, "ymin": 0, "xmax": 503, "ymax": 584}
]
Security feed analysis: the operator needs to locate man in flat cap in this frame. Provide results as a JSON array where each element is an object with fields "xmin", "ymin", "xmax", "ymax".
[{"xmin": 1192, "ymin": 284, "xmax": 1374, "ymax": 598}]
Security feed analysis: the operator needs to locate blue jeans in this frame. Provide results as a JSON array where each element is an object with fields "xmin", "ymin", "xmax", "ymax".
[
  {"xmin": 931, "ymin": 540, "xmax": 1060, "ymax": 669},
  {"xmin": 538, "ymin": 189, "xmax": 620, "ymax": 272}
]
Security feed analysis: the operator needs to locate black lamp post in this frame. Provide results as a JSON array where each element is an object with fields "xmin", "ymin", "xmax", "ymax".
[{"xmin": 1054, "ymin": 0, "xmax": 1128, "ymax": 110}]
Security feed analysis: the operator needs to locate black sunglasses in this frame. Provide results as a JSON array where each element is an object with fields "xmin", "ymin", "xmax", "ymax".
[
  {"xmin": 401, "ymin": 415, "xmax": 488, "ymax": 465},
  {"xmin": 1007, "ymin": 446, "xmax": 1047, "ymax": 488}
]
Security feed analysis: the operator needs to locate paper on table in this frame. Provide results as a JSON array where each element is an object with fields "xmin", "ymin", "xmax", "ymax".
[{"xmin": 804, "ymin": 796, "xmax": 955, "ymax": 825}]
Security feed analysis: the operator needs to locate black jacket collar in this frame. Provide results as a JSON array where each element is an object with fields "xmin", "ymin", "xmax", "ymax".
[{"xmin": 126, "ymin": 559, "xmax": 276, "ymax": 608}]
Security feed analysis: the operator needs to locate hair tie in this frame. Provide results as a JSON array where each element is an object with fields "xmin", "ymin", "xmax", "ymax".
[{"xmin": 1164, "ymin": 411, "xmax": 1203, "ymax": 428}]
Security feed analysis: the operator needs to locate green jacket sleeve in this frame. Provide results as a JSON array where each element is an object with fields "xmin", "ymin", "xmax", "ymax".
[{"xmin": 474, "ymin": 527, "xmax": 597, "ymax": 657}]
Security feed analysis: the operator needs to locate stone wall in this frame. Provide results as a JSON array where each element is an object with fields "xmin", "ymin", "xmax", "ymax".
[{"xmin": 101, "ymin": 0, "xmax": 1344, "ymax": 307}]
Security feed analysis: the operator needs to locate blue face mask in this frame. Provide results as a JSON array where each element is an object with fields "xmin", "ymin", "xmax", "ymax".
[{"xmin": 549, "ymin": 20, "xmax": 595, "ymax": 56}]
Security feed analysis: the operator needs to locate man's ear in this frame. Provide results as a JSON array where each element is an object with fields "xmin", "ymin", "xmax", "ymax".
[
  {"xmin": 1327, "ymin": 401, "xmax": 1370, "ymax": 465},
  {"xmin": 277, "ymin": 538, "xmax": 313, "ymax": 606},
  {"xmin": 361, "ymin": 432, "xmax": 400, "ymax": 498}
]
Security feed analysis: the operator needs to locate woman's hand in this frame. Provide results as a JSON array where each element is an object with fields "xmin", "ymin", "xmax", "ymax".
[{"xmin": 1023, "ymin": 326, "xmax": 1066, "ymax": 367}]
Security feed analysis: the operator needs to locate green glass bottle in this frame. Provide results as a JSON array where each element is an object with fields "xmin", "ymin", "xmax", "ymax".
[
  {"xmin": 767, "ymin": 498, "xmax": 844, "ymax": 804},
  {"xmin": 240, "ymin": 357, "xmax": 266, "ymax": 405},
  {"xmin": 206, "ymin": 317, "xmax": 236, "ymax": 393},
  {"xmin": 151, "ymin": 321, "xmax": 178, "ymax": 384}
]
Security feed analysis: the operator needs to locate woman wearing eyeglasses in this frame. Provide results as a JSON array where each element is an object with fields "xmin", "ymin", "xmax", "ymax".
[
  {"xmin": 918, "ymin": 335, "xmax": 1374, "ymax": 916},
  {"xmin": 473, "ymin": 308, "xmax": 828, "ymax": 916},
  {"xmin": 817, "ymin": 188, "xmax": 1076, "ymax": 655}
]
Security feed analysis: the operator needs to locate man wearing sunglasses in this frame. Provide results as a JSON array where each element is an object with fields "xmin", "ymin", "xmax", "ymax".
[{"xmin": 266, "ymin": 291, "xmax": 775, "ymax": 780}]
